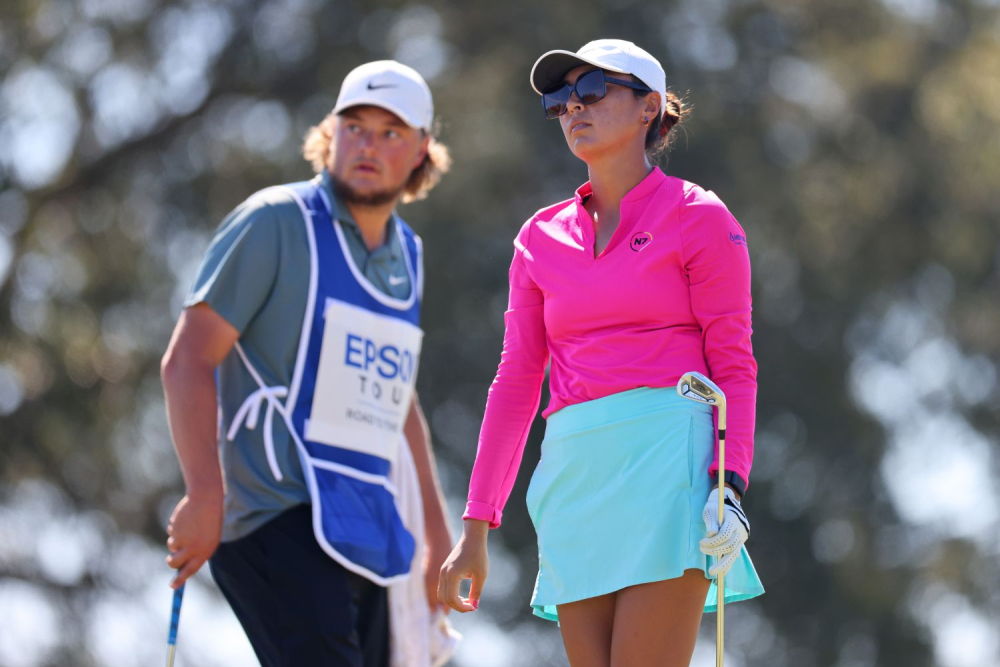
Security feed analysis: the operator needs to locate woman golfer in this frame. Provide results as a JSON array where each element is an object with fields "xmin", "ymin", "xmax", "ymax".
[{"xmin": 439, "ymin": 39, "xmax": 764, "ymax": 665}]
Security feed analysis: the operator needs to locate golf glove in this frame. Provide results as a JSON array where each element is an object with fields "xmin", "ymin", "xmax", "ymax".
[{"xmin": 700, "ymin": 486, "xmax": 750, "ymax": 578}]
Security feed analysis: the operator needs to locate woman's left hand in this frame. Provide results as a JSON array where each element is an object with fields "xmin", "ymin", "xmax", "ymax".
[{"xmin": 699, "ymin": 486, "xmax": 750, "ymax": 577}]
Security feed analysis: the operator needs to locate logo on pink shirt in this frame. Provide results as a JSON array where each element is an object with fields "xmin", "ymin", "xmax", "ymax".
[{"xmin": 630, "ymin": 231, "xmax": 654, "ymax": 252}]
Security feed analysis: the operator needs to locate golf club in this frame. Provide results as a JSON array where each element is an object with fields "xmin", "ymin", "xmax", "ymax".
[
  {"xmin": 676, "ymin": 371, "xmax": 726, "ymax": 667},
  {"xmin": 166, "ymin": 583, "xmax": 184, "ymax": 667}
]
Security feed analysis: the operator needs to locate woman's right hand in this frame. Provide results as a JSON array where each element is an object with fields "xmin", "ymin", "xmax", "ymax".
[{"xmin": 437, "ymin": 519, "xmax": 490, "ymax": 613}]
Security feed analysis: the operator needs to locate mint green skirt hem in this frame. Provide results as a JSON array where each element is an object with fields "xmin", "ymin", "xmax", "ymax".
[
  {"xmin": 525, "ymin": 387, "xmax": 764, "ymax": 623},
  {"xmin": 531, "ymin": 551, "xmax": 765, "ymax": 622}
]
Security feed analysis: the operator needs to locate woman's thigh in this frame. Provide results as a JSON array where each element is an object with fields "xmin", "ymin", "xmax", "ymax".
[
  {"xmin": 610, "ymin": 569, "xmax": 710, "ymax": 667},
  {"xmin": 558, "ymin": 592, "xmax": 618, "ymax": 667}
]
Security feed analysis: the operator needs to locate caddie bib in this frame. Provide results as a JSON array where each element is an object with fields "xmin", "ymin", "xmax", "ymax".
[{"xmin": 226, "ymin": 177, "xmax": 423, "ymax": 585}]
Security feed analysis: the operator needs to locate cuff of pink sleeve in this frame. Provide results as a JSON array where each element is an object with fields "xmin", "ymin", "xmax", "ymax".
[
  {"xmin": 708, "ymin": 463, "xmax": 749, "ymax": 496},
  {"xmin": 463, "ymin": 501, "xmax": 503, "ymax": 529}
]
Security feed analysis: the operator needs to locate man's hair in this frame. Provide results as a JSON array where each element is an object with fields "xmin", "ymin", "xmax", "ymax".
[{"xmin": 302, "ymin": 111, "xmax": 451, "ymax": 204}]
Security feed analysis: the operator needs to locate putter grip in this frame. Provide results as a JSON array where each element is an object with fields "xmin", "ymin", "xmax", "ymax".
[{"xmin": 168, "ymin": 584, "xmax": 185, "ymax": 645}]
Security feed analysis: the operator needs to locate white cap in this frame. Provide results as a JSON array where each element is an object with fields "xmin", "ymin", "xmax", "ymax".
[
  {"xmin": 333, "ymin": 60, "xmax": 434, "ymax": 132},
  {"xmin": 530, "ymin": 39, "xmax": 667, "ymax": 115}
]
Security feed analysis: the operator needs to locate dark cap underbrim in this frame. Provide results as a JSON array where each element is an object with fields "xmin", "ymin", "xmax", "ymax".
[{"xmin": 529, "ymin": 50, "xmax": 629, "ymax": 95}]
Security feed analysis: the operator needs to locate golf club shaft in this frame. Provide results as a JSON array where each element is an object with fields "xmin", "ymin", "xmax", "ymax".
[
  {"xmin": 717, "ymin": 572, "xmax": 724, "ymax": 667},
  {"xmin": 717, "ymin": 406, "xmax": 726, "ymax": 667},
  {"xmin": 675, "ymin": 373, "xmax": 728, "ymax": 667},
  {"xmin": 166, "ymin": 583, "xmax": 185, "ymax": 667}
]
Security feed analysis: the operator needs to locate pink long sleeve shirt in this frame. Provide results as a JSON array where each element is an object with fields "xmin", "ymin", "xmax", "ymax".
[{"xmin": 463, "ymin": 168, "xmax": 757, "ymax": 528}]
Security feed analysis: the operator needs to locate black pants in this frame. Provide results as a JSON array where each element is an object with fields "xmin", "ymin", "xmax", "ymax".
[{"xmin": 209, "ymin": 504, "xmax": 389, "ymax": 667}]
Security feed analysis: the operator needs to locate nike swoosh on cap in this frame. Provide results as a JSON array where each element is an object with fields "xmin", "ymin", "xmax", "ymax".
[
  {"xmin": 388, "ymin": 275, "xmax": 407, "ymax": 286},
  {"xmin": 367, "ymin": 81, "xmax": 397, "ymax": 90}
]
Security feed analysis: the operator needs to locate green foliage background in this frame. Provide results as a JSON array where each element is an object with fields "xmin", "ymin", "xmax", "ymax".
[{"xmin": 1, "ymin": 0, "xmax": 998, "ymax": 665}]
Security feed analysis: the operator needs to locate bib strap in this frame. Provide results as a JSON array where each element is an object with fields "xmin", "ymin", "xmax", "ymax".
[
  {"xmin": 227, "ymin": 383, "xmax": 289, "ymax": 482},
  {"xmin": 229, "ymin": 342, "xmax": 291, "ymax": 482}
]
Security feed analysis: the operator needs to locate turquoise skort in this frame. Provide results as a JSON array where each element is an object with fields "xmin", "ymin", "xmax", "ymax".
[{"xmin": 526, "ymin": 386, "xmax": 764, "ymax": 622}]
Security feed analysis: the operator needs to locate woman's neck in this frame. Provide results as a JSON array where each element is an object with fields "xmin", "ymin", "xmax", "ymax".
[{"xmin": 586, "ymin": 155, "xmax": 653, "ymax": 227}]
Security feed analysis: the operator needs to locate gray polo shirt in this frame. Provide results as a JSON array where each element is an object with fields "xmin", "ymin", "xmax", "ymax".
[
  {"xmin": 184, "ymin": 172, "xmax": 415, "ymax": 542},
  {"xmin": 329, "ymin": 180, "xmax": 412, "ymax": 300}
]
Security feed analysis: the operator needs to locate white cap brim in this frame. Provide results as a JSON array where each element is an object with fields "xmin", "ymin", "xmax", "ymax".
[
  {"xmin": 332, "ymin": 97, "xmax": 426, "ymax": 130},
  {"xmin": 529, "ymin": 50, "xmax": 629, "ymax": 95}
]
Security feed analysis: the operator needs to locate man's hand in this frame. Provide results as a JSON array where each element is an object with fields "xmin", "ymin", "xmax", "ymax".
[{"xmin": 166, "ymin": 494, "xmax": 223, "ymax": 589}]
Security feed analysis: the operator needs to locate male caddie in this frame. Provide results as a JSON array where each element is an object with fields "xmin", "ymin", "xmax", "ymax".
[{"xmin": 161, "ymin": 61, "xmax": 456, "ymax": 666}]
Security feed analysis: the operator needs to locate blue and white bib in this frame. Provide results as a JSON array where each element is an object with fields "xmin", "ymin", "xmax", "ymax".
[{"xmin": 228, "ymin": 177, "xmax": 423, "ymax": 585}]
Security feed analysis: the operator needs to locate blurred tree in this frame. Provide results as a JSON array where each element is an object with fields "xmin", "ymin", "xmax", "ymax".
[{"xmin": 0, "ymin": 0, "xmax": 997, "ymax": 665}]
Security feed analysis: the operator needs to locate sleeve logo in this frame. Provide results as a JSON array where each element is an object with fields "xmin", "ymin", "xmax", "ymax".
[{"xmin": 729, "ymin": 231, "xmax": 747, "ymax": 247}]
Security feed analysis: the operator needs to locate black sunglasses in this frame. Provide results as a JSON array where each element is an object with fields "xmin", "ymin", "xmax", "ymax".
[{"xmin": 542, "ymin": 69, "xmax": 652, "ymax": 119}]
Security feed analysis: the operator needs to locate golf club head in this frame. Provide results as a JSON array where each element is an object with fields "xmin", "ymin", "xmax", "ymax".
[{"xmin": 676, "ymin": 371, "xmax": 726, "ymax": 407}]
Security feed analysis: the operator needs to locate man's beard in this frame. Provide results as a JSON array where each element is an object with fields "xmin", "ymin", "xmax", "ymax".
[{"xmin": 331, "ymin": 174, "xmax": 406, "ymax": 208}]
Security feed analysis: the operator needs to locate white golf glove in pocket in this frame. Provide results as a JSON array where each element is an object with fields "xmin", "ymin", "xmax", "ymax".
[{"xmin": 700, "ymin": 486, "xmax": 750, "ymax": 578}]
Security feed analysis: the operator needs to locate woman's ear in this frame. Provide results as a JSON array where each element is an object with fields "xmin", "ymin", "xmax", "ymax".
[{"xmin": 644, "ymin": 92, "xmax": 661, "ymax": 121}]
